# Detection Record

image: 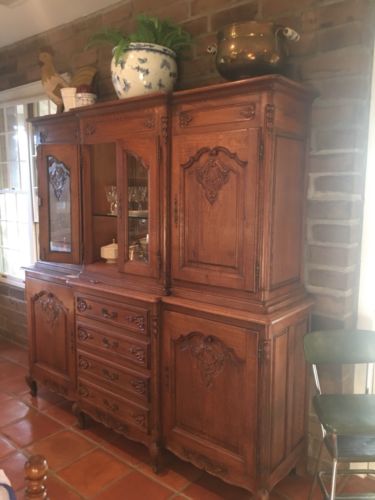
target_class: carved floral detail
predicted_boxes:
[84,123,96,136]
[128,346,146,363]
[43,378,68,396]
[161,115,168,144]
[78,356,90,370]
[126,315,146,332]
[179,111,193,128]
[144,117,155,129]
[47,156,70,200]
[265,104,275,129]
[32,291,65,327]
[130,378,147,394]
[132,413,146,429]
[182,147,247,204]
[177,332,243,388]
[76,297,90,313]
[93,409,129,434]
[182,448,227,475]
[240,103,256,119]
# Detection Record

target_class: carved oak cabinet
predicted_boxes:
[25,76,314,498]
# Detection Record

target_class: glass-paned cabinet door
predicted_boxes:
[117,137,160,278]
[38,144,81,264]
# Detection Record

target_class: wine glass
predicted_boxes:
[104,185,118,215]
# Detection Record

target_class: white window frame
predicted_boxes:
[0,80,45,287]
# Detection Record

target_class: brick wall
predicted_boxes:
[0,0,374,471]
[0,0,373,332]
[0,283,27,346]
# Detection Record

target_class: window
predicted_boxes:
[0,82,56,281]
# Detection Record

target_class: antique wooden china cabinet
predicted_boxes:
[26,75,314,499]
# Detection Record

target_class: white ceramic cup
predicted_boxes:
[60,87,77,111]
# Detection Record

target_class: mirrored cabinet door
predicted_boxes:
[38,144,81,264]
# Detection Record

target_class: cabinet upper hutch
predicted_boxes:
[26,75,314,499]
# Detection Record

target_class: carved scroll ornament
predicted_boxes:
[32,290,66,327]
[182,146,247,204]
[177,331,243,388]
[47,156,70,201]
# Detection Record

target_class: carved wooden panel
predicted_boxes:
[26,277,75,396]
[163,310,258,482]
[172,127,260,291]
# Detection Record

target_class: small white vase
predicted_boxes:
[111,42,177,99]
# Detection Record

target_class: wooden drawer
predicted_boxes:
[76,320,150,369]
[76,294,148,336]
[78,380,150,434]
[173,97,261,132]
[77,350,150,404]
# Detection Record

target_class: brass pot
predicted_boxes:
[209,21,300,80]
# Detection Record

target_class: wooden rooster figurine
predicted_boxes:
[39,51,97,113]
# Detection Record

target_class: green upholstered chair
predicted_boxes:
[304,329,375,500]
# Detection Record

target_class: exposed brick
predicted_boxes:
[181,16,208,38]
[311,223,361,244]
[101,3,133,26]
[191,0,234,16]
[313,174,362,195]
[311,102,367,129]
[317,0,371,29]
[314,128,366,151]
[301,46,372,80]
[309,269,356,291]
[308,245,359,267]
[307,200,362,219]
[211,3,258,32]
[153,1,190,23]
[309,152,365,173]
[311,313,350,331]
[317,21,364,52]
[262,0,315,18]
[288,32,318,57]
[309,76,370,100]
[314,293,355,317]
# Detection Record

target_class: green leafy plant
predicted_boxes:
[87,14,192,63]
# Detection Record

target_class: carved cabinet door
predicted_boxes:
[162,309,259,490]
[26,277,75,398]
[38,143,81,264]
[171,126,260,291]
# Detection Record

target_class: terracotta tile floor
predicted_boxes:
[0,338,374,499]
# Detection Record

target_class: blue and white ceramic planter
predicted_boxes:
[111,42,177,99]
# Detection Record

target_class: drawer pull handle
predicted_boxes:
[102,368,119,381]
[102,337,119,350]
[103,399,119,413]
[102,308,118,320]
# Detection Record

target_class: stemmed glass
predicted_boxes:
[105,185,118,215]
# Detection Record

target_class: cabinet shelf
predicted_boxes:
[93,212,118,218]
[128,210,148,218]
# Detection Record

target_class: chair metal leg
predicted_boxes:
[330,458,338,500]
[309,440,324,500]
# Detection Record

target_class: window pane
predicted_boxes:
[0,110,4,133]
[0,136,6,162]
[7,133,19,161]
[5,106,18,132]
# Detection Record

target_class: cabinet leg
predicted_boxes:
[255,489,269,500]
[72,403,88,430]
[25,375,37,397]
[149,442,162,474]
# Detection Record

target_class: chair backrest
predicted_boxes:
[304,329,375,365]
